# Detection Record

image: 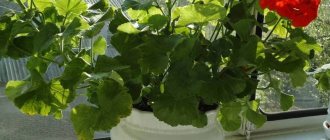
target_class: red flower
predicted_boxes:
[259,0,321,27]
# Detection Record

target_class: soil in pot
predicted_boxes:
[133,97,218,112]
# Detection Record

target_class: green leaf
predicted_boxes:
[209,37,234,65]
[14,89,53,116]
[290,69,307,87]
[33,23,59,52]
[127,7,163,24]
[245,109,266,128]
[7,71,72,117]
[189,0,224,5]
[117,22,141,34]
[170,38,196,61]
[199,81,223,104]
[96,8,115,23]
[140,36,180,74]
[54,0,88,20]
[264,53,305,73]
[42,6,61,25]
[7,36,34,58]
[292,37,322,59]
[71,79,132,139]
[5,81,32,100]
[88,71,125,86]
[263,9,288,38]
[110,32,143,53]
[227,2,249,23]
[11,20,35,37]
[89,0,110,11]
[232,35,263,66]
[26,57,49,73]
[147,14,168,30]
[95,55,129,73]
[122,0,153,10]
[273,21,288,38]
[71,105,99,140]
[199,68,248,104]
[95,79,133,130]
[63,17,90,38]
[165,61,201,98]
[126,8,147,21]
[0,14,13,56]
[82,22,105,38]
[109,10,129,33]
[152,95,207,127]
[232,19,255,41]
[173,3,226,26]
[34,0,53,12]
[280,93,294,111]
[218,102,242,131]
[93,36,107,55]
[264,11,279,26]
[0,29,10,55]
[50,80,73,108]
[60,58,89,89]
[140,47,169,74]
[315,71,330,91]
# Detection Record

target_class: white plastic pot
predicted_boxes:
[324,108,330,139]
[323,121,330,139]
[110,108,224,140]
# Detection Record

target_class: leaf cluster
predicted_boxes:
[0,0,325,139]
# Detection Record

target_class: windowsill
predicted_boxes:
[252,128,325,140]
[227,128,325,140]
[226,115,327,140]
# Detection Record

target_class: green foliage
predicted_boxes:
[173,3,226,26]
[71,79,132,139]
[218,102,242,131]
[0,0,325,139]
[54,0,87,21]
[93,36,107,55]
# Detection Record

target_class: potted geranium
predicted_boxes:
[0,0,323,140]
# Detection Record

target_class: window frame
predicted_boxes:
[254,12,328,122]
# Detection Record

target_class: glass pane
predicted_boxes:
[257,1,330,113]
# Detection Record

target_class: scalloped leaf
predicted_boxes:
[71,79,132,140]
[173,3,226,26]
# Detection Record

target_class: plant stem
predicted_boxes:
[79,37,82,53]
[171,0,178,8]
[38,56,61,65]
[210,21,220,41]
[90,37,94,66]
[29,0,33,10]
[16,0,27,13]
[31,0,37,10]
[77,85,90,89]
[62,13,68,27]
[264,18,282,42]
[61,37,64,53]
[165,0,173,34]
[213,24,223,41]
[153,0,165,16]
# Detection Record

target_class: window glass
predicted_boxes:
[257,1,330,113]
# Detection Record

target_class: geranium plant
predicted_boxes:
[0,0,323,139]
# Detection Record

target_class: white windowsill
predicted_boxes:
[226,115,327,140]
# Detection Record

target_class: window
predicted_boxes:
[256,0,330,119]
